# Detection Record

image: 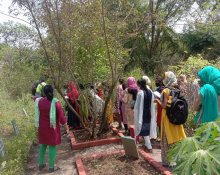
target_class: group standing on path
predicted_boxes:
[32,65,220,172]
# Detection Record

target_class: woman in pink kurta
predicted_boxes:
[36,85,69,172]
[38,97,67,145]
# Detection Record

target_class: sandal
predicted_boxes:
[49,167,61,173]
[39,164,46,171]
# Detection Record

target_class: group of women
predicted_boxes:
[34,65,220,171]
[116,66,220,166]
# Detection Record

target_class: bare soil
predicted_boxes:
[74,128,118,143]
[84,154,161,175]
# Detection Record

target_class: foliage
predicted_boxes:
[0,45,44,97]
[183,31,217,55]
[0,21,37,49]
[182,1,220,61]
[169,55,210,81]
[168,120,220,175]
[0,88,36,175]
[123,0,196,73]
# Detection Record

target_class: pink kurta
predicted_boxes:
[38,98,67,145]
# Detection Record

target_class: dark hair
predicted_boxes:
[40,77,45,83]
[79,83,85,90]
[122,83,127,90]
[119,78,124,84]
[155,76,164,87]
[127,88,138,101]
[138,78,147,90]
[43,85,54,101]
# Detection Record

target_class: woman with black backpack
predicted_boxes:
[154,71,186,167]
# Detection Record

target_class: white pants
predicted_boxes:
[144,136,152,149]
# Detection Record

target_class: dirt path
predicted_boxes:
[25,135,124,175]
[25,134,162,175]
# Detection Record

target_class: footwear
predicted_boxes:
[144,147,153,153]
[49,167,61,173]
[39,164,46,171]
[146,149,153,153]
[162,164,169,168]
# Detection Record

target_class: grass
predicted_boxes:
[0,88,36,175]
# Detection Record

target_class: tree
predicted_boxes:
[0,22,44,97]
[123,0,196,73]
[11,0,128,136]
[181,1,220,60]
[0,21,37,49]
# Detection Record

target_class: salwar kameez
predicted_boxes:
[37,98,67,169]
[134,89,157,149]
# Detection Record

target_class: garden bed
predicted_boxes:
[76,150,172,175]
[70,128,121,150]
[85,154,160,175]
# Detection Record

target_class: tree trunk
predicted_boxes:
[98,79,118,135]
[55,86,92,136]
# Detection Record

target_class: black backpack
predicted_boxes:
[166,88,188,125]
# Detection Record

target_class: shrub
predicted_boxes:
[0,89,36,175]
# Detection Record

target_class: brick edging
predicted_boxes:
[75,149,172,175]
[138,149,172,175]
[70,131,121,150]
[76,150,124,175]
[76,157,86,175]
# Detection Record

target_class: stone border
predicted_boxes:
[75,149,172,175]
[70,131,121,150]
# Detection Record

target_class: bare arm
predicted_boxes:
[154,91,168,109]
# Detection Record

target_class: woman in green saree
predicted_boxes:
[194,66,220,124]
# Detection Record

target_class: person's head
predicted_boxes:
[155,76,163,87]
[142,75,152,89]
[163,71,177,87]
[40,77,45,83]
[137,78,147,90]
[127,77,138,90]
[122,83,127,90]
[178,74,187,85]
[90,85,94,89]
[119,78,124,85]
[79,83,85,90]
[97,82,103,90]
[43,85,54,101]
[198,66,220,86]
[142,76,151,86]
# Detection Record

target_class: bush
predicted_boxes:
[169,54,211,81]
[0,89,36,175]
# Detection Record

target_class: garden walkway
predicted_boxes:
[25,134,162,175]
